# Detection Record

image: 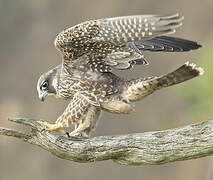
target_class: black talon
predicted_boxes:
[66,132,87,141]
[65,132,70,138]
[78,132,82,137]
[41,128,46,132]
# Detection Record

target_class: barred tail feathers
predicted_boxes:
[122,62,204,102]
[156,61,204,88]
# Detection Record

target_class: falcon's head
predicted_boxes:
[37,65,61,101]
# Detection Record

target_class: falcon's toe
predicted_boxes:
[38,121,66,135]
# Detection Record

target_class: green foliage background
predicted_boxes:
[180,45,213,121]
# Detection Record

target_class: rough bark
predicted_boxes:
[0,118,213,165]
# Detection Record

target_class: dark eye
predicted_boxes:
[41,81,48,90]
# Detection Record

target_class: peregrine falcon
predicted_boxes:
[37,14,203,137]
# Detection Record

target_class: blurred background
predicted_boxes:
[0,0,213,180]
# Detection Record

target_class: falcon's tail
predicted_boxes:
[155,62,204,88]
[122,62,204,102]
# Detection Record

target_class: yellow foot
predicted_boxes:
[38,121,66,135]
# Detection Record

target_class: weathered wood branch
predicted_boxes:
[0,118,213,165]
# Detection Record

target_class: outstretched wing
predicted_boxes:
[56,93,90,127]
[54,14,183,71]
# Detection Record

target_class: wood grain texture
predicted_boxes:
[1,117,213,165]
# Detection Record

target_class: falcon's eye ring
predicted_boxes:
[41,81,48,90]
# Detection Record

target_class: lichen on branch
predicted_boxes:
[0,118,213,165]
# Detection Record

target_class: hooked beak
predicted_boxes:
[39,91,47,102]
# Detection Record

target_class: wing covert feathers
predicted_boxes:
[54,14,186,71]
[54,14,202,72]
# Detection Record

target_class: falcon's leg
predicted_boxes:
[68,106,101,138]
[38,121,67,135]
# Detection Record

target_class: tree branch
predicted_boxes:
[1,118,213,165]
